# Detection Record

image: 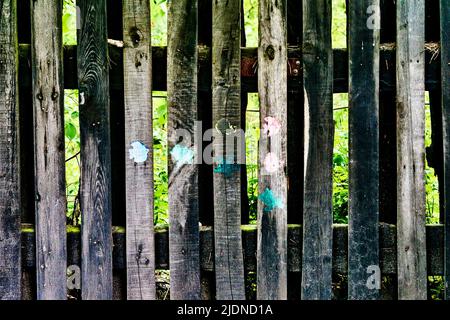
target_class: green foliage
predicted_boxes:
[153,93,169,227]
[243,0,258,47]
[332,0,347,48]
[63,0,77,45]
[428,276,445,300]
[246,94,260,222]
[151,0,168,46]
[64,90,80,224]
[333,95,349,223]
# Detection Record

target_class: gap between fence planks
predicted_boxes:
[212,0,246,300]
[440,0,450,301]
[123,0,155,300]
[0,0,21,301]
[302,0,334,300]
[257,0,288,300]
[348,0,381,300]
[30,0,67,300]
[167,0,201,300]
[77,0,113,300]
[396,0,428,300]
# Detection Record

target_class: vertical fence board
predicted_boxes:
[442,0,450,300]
[348,0,381,300]
[30,0,67,300]
[77,0,113,300]
[122,0,155,300]
[167,0,201,300]
[212,0,245,300]
[396,0,427,300]
[257,0,288,300]
[0,0,21,300]
[301,0,333,300]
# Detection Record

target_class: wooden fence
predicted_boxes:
[0,0,448,300]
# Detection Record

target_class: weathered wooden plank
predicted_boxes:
[211,0,245,300]
[440,0,450,300]
[30,0,67,300]
[122,0,155,300]
[77,0,113,300]
[396,0,428,300]
[301,0,333,300]
[348,0,381,300]
[0,0,21,300]
[257,0,288,300]
[167,0,201,300]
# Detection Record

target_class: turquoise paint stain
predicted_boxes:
[129,141,149,163]
[259,188,284,212]
[170,144,194,168]
[213,156,240,177]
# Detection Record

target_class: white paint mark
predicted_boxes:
[129,141,150,163]
[80,92,85,105]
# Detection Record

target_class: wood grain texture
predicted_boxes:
[441,0,450,300]
[257,0,288,300]
[123,0,155,300]
[167,0,201,300]
[30,0,67,300]
[77,0,113,300]
[301,0,333,300]
[212,0,245,300]
[396,0,428,300]
[0,0,21,300]
[348,0,381,300]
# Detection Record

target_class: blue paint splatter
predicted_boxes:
[170,144,194,168]
[129,141,149,163]
[259,188,284,212]
[213,156,240,177]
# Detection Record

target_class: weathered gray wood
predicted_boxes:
[30,0,67,300]
[301,0,333,300]
[0,0,21,300]
[396,0,428,300]
[257,0,288,300]
[167,0,201,300]
[348,0,381,300]
[122,0,155,300]
[441,0,450,300]
[77,0,113,300]
[212,0,245,300]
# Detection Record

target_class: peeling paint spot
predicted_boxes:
[80,92,85,105]
[263,152,283,174]
[259,188,284,212]
[129,141,149,163]
[263,116,281,137]
[170,144,194,168]
[213,156,240,177]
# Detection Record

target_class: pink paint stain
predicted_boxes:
[264,152,283,174]
[263,116,281,137]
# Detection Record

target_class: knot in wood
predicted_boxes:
[265,45,275,60]
[129,27,143,48]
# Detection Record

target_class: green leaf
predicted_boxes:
[65,122,77,140]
